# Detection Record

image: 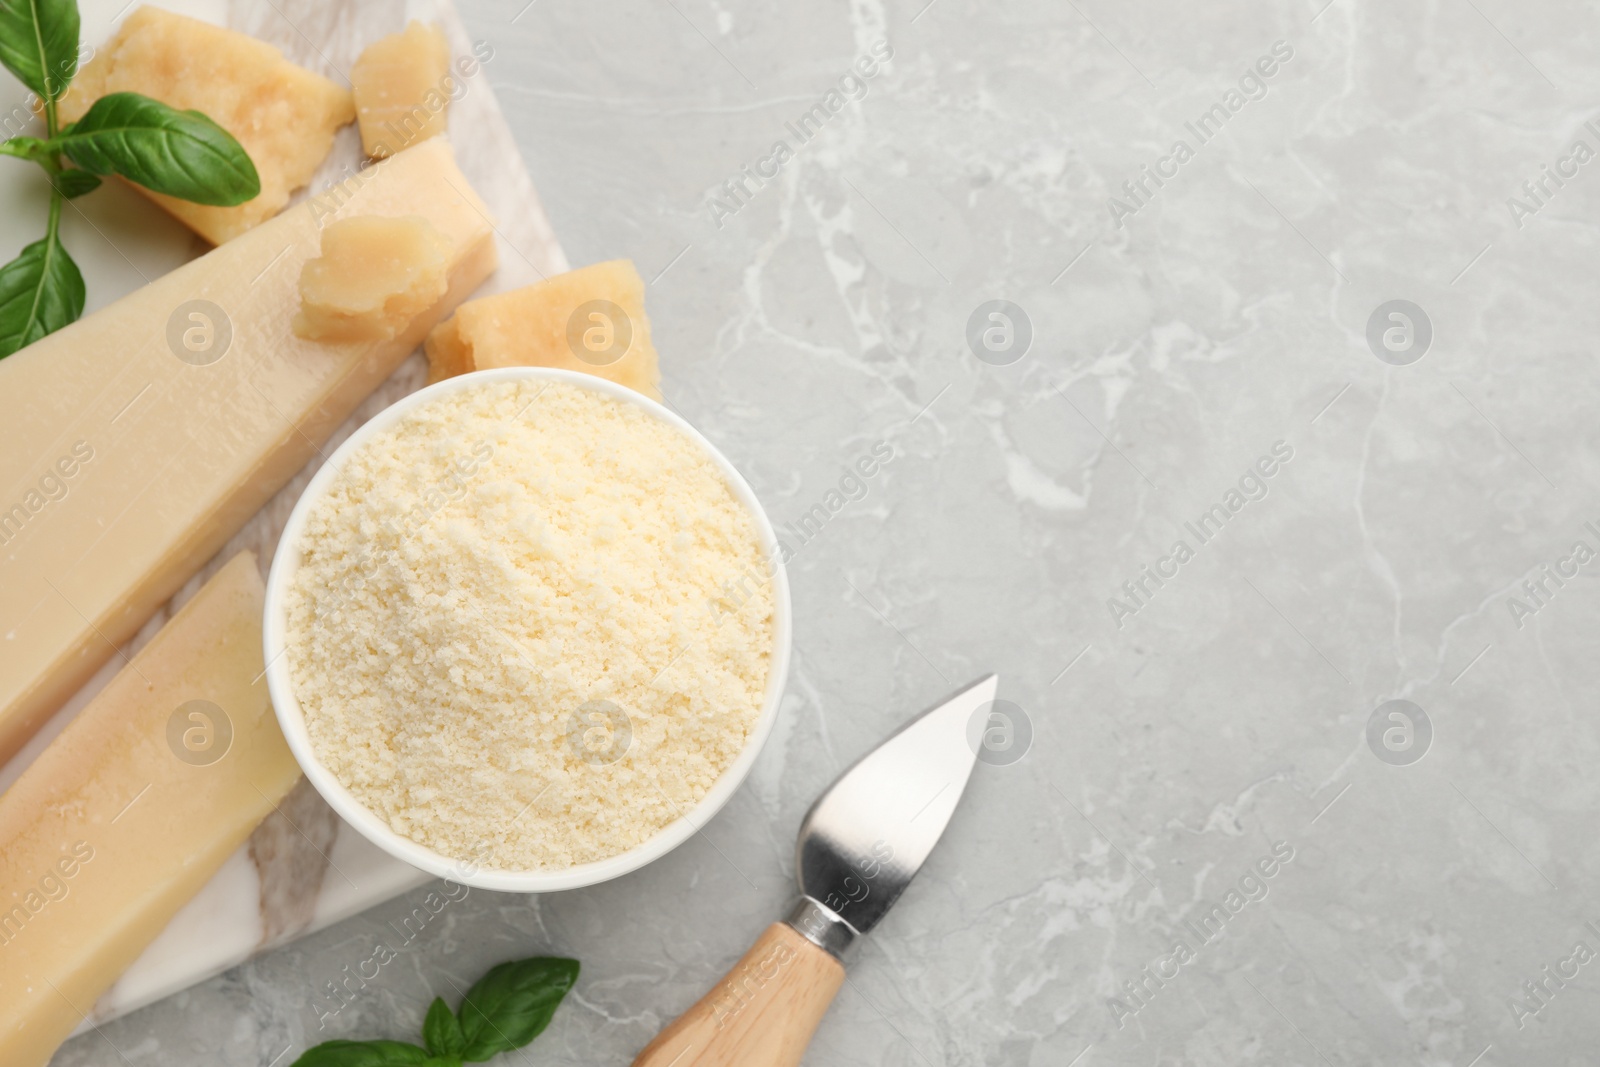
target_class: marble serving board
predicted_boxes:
[0,0,567,1032]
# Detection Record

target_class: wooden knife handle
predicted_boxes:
[631,922,845,1067]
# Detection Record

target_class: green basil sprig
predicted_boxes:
[0,0,260,359]
[291,957,580,1067]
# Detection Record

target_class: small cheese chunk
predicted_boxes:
[425,259,663,400]
[0,553,302,1067]
[294,215,453,343]
[351,21,452,159]
[0,140,497,766]
[58,6,355,244]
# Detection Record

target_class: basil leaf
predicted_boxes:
[55,92,259,206]
[289,1039,434,1067]
[51,168,99,198]
[0,0,80,104]
[457,957,579,1062]
[422,998,466,1059]
[0,230,83,357]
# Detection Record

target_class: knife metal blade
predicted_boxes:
[786,674,997,957]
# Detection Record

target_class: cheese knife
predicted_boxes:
[632,673,999,1067]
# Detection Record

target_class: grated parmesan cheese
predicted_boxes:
[283,380,773,870]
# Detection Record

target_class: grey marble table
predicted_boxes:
[56,1,1600,1065]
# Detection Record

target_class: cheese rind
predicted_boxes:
[0,552,302,1067]
[351,21,452,159]
[0,139,497,766]
[294,215,453,342]
[58,6,355,244]
[424,259,663,399]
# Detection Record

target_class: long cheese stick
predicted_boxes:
[0,552,302,1067]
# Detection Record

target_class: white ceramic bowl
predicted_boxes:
[263,367,791,893]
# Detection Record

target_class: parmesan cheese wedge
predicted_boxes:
[0,552,301,1067]
[58,6,355,244]
[425,259,663,399]
[0,138,497,766]
[351,21,452,159]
